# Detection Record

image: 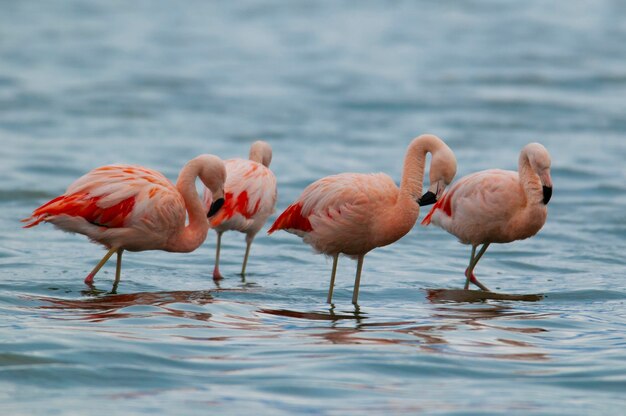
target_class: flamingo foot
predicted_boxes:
[464,268,472,290]
[84,273,95,285]
[464,269,490,291]
[212,268,224,280]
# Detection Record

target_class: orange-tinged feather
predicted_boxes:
[23,192,136,228]
[243,164,259,178]
[268,203,312,234]
[421,190,454,225]
[210,191,261,227]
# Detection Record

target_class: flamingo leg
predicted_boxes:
[466,243,491,291]
[327,253,339,304]
[241,236,253,276]
[464,246,477,289]
[213,231,224,280]
[351,254,365,305]
[84,247,117,285]
[111,248,124,293]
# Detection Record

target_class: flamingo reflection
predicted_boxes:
[259,303,550,361]
[32,290,216,322]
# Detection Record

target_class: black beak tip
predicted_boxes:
[543,186,552,204]
[207,197,225,217]
[418,191,437,207]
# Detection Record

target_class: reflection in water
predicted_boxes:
[28,288,551,362]
[31,290,217,322]
[211,274,260,291]
[260,303,551,361]
[427,304,551,361]
[426,289,543,303]
[260,306,365,322]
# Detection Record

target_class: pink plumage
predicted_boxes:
[269,134,458,304]
[204,141,277,279]
[422,143,553,291]
[23,156,226,290]
[270,173,404,255]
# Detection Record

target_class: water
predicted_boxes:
[1,1,625,414]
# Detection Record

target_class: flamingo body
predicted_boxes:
[205,141,277,278]
[269,172,412,257]
[422,143,553,290]
[269,134,457,304]
[423,169,548,245]
[207,158,276,236]
[24,166,186,252]
[24,155,226,289]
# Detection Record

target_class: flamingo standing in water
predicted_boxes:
[23,155,227,290]
[204,141,277,279]
[421,143,553,291]
[268,134,457,304]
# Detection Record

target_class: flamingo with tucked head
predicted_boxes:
[23,155,226,290]
[421,142,553,291]
[268,134,457,304]
[204,141,277,279]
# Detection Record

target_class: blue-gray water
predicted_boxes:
[1,1,625,414]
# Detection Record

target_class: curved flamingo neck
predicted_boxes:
[249,141,272,167]
[370,137,442,248]
[169,159,210,252]
[518,149,543,205]
[249,150,264,164]
[399,135,442,200]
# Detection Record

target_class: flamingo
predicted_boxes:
[421,142,553,291]
[268,134,457,304]
[22,155,227,290]
[204,141,277,279]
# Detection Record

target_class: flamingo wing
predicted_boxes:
[207,159,277,228]
[269,172,396,235]
[23,165,179,229]
[422,169,520,226]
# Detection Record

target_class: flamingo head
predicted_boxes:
[197,155,226,217]
[418,143,457,206]
[249,140,273,167]
[525,143,553,204]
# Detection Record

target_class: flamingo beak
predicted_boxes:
[418,191,437,206]
[542,186,552,204]
[207,198,225,217]
[419,179,447,206]
[540,170,552,204]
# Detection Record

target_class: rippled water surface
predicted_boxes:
[1,1,625,414]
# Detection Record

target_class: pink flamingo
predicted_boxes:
[268,134,457,304]
[22,155,226,290]
[204,141,277,279]
[421,143,553,291]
